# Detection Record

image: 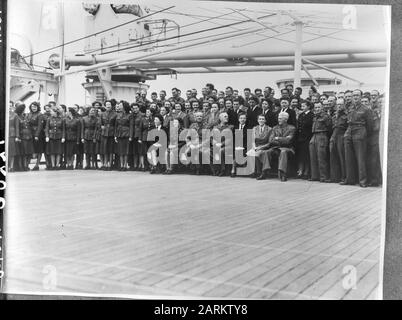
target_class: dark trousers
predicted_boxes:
[309,133,329,180]
[344,127,368,185]
[296,140,310,177]
[330,131,346,182]
[367,131,382,185]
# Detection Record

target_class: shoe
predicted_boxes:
[256,174,266,180]
[84,166,91,170]
[32,166,39,171]
[230,172,236,178]
[218,171,225,177]
[324,179,332,183]
[359,183,368,188]
[339,181,348,185]
[368,182,379,187]
[249,172,257,178]
[281,175,287,182]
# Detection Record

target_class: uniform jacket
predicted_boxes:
[9,113,20,138]
[18,114,33,140]
[65,117,81,142]
[346,102,373,135]
[132,112,143,139]
[139,116,153,141]
[26,112,44,138]
[296,111,314,142]
[171,111,189,129]
[100,111,117,137]
[371,101,382,133]
[45,116,65,140]
[312,112,332,133]
[81,115,98,140]
[331,111,348,136]
[115,112,133,139]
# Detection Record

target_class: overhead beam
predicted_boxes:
[302,64,319,87]
[302,57,364,85]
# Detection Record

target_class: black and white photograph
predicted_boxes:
[2,0,391,300]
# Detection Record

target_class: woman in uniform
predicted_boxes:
[8,103,20,172]
[81,107,99,169]
[45,107,65,170]
[64,107,81,170]
[114,100,133,171]
[75,105,86,169]
[27,101,44,171]
[138,108,153,171]
[100,100,117,171]
[42,104,52,169]
[16,103,34,171]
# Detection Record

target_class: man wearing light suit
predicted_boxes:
[256,112,296,181]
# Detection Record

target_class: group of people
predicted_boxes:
[7,82,383,187]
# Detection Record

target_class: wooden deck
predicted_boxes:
[3,169,382,299]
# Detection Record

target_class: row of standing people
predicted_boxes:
[7,89,382,187]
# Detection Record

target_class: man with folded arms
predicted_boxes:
[256,112,296,181]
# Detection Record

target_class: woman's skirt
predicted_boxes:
[8,137,20,157]
[46,139,63,155]
[116,137,129,155]
[100,136,115,155]
[84,140,97,154]
[129,138,140,156]
[21,139,34,155]
[33,137,45,154]
[65,140,78,157]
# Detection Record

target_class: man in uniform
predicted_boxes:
[309,102,332,182]
[256,112,296,181]
[171,103,190,129]
[342,89,373,187]
[367,90,382,186]
[169,87,185,105]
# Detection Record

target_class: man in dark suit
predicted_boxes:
[278,98,297,127]
[231,112,250,177]
[261,98,278,128]
[247,96,262,128]
[296,100,314,179]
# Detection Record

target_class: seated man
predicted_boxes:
[256,112,296,181]
[185,111,206,175]
[251,114,272,178]
[209,112,234,176]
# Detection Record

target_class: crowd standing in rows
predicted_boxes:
[8,83,383,187]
